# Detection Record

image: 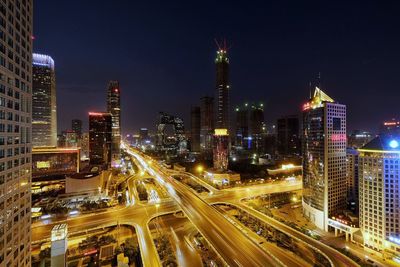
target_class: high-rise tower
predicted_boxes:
[89,112,112,166]
[32,53,57,147]
[72,119,82,138]
[107,80,121,164]
[215,43,230,130]
[359,135,400,256]
[0,1,33,266]
[200,96,214,154]
[302,87,347,231]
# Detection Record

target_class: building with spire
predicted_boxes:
[215,43,230,130]
[107,80,121,165]
[302,87,347,230]
[213,42,230,171]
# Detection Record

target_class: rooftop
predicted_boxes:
[359,135,400,152]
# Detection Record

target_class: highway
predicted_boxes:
[32,145,358,267]
[233,203,359,267]
[127,147,283,266]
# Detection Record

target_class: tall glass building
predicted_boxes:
[359,136,400,258]
[302,87,347,230]
[89,112,112,166]
[0,1,33,266]
[107,80,120,165]
[32,53,57,147]
[200,96,214,154]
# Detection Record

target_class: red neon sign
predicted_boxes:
[331,134,347,141]
[302,102,311,111]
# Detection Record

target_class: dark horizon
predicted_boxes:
[34,1,400,135]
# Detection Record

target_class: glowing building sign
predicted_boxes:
[331,134,347,142]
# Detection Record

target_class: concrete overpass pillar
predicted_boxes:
[334,228,338,237]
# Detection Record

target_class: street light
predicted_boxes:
[196,165,204,174]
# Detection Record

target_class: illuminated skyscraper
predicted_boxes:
[32,53,57,147]
[215,45,230,130]
[200,96,214,154]
[359,136,400,257]
[213,129,229,170]
[0,1,33,266]
[89,112,112,166]
[107,80,121,164]
[302,87,347,230]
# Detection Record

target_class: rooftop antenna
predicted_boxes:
[317,72,321,88]
[214,38,231,51]
[214,38,222,50]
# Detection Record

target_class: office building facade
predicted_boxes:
[235,104,249,148]
[72,119,82,138]
[32,53,57,147]
[190,106,201,152]
[277,115,300,155]
[200,96,214,153]
[302,88,347,230]
[0,1,33,265]
[107,80,121,164]
[346,147,359,214]
[359,136,400,258]
[89,112,112,166]
[213,129,229,171]
[348,130,373,149]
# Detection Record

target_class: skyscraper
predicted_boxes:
[215,45,230,130]
[89,112,112,166]
[235,104,249,148]
[249,103,265,152]
[235,102,265,151]
[0,1,33,266]
[302,87,347,230]
[32,53,57,147]
[359,135,400,256]
[107,80,121,164]
[190,106,201,152]
[200,96,214,154]
[72,119,82,138]
[277,115,300,155]
[346,147,359,214]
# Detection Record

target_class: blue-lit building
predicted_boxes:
[358,135,400,258]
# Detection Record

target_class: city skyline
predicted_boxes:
[34,1,400,134]
[23,2,400,265]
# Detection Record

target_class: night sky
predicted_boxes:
[34,1,400,134]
